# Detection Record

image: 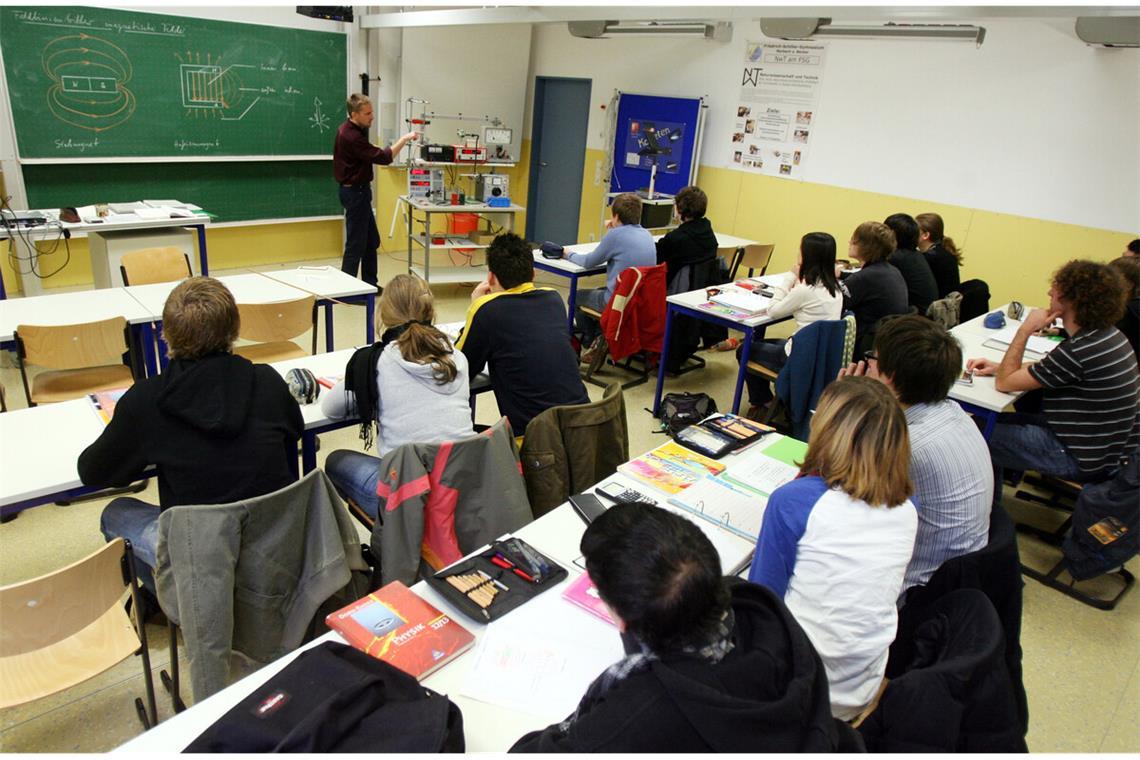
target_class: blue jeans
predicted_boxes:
[100,497,161,594]
[339,183,380,287]
[737,339,789,405]
[325,450,381,521]
[987,412,1081,505]
[574,287,608,345]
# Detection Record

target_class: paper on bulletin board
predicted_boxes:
[730,41,828,180]
[624,118,685,174]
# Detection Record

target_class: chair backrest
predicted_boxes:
[775,318,850,441]
[600,263,667,360]
[521,382,629,517]
[237,297,316,343]
[0,538,148,710]
[957,279,991,323]
[120,246,191,286]
[860,589,1026,752]
[374,416,533,586]
[155,469,367,701]
[736,243,775,278]
[16,316,129,370]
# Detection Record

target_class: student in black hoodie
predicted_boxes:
[511,503,842,753]
[80,277,303,593]
[654,185,718,281]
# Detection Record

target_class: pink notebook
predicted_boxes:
[561,573,616,626]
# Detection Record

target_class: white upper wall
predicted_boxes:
[526,17,1139,232]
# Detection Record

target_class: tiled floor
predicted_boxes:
[1,254,1137,752]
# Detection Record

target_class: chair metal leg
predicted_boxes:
[124,541,158,729]
[160,621,186,713]
[1021,559,1135,611]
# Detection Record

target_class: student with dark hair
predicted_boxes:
[457,232,588,435]
[1108,256,1140,360]
[916,212,963,298]
[968,260,1140,486]
[750,376,917,721]
[736,232,843,419]
[1124,239,1140,257]
[512,503,841,752]
[884,212,938,314]
[322,274,474,520]
[565,192,656,352]
[654,185,718,281]
[80,277,303,593]
[840,221,909,356]
[841,315,993,592]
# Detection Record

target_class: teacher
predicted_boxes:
[334,93,418,289]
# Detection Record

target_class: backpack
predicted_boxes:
[1063,450,1139,581]
[657,392,717,436]
[926,291,963,329]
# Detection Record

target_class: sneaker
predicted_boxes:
[711,337,741,352]
[745,402,772,422]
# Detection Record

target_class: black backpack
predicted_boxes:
[1063,450,1139,580]
[185,642,464,753]
[657,392,718,436]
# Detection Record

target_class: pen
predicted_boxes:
[491,553,535,582]
[477,568,510,592]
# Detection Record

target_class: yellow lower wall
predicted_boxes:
[7,142,1131,308]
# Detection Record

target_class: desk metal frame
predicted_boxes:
[532,257,606,332]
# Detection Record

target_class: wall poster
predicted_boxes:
[730,41,828,179]
[624,118,685,175]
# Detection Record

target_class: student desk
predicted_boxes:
[113,433,787,752]
[948,303,1034,439]
[652,275,791,417]
[254,266,378,347]
[0,287,161,376]
[0,398,153,518]
[533,232,761,334]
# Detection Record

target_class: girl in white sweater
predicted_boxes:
[739,232,843,418]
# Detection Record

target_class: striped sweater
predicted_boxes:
[1028,326,1140,478]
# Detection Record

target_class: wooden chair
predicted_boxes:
[234,296,317,364]
[728,243,776,280]
[119,247,192,286]
[15,317,136,406]
[0,538,158,729]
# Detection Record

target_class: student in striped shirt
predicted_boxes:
[968,260,1140,487]
[840,315,994,593]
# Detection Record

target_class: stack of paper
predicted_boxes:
[709,288,770,315]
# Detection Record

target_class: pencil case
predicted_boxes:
[425,537,567,623]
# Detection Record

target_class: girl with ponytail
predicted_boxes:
[322,273,474,519]
[916,213,964,298]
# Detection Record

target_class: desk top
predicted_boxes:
[125,273,318,317]
[0,287,155,342]
[114,432,787,752]
[256,267,376,300]
[400,196,524,213]
[533,232,762,276]
[667,283,783,328]
[947,303,1034,413]
[0,399,106,507]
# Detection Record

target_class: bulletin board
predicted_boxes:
[609,92,705,196]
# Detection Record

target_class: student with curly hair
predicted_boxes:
[968,260,1140,485]
[750,376,917,721]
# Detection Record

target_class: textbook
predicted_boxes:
[88,388,129,426]
[618,440,727,495]
[561,572,616,627]
[709,288,770,315]
[325,581,475,681]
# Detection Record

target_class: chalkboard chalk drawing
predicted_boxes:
[177,52,261,121]
[308,97,330,133]
[43,34,136,132]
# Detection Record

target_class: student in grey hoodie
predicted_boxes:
[323,274,474,519]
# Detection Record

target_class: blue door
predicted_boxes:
[526,77,591,245]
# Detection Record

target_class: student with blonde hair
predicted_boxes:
[323,273,474,519]
[916,212,964,298]
[749,376,918,721]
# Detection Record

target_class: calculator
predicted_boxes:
[594,482,657,506]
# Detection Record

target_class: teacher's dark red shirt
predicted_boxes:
[333,119,393,185]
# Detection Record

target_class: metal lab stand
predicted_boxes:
[400,196,524,285]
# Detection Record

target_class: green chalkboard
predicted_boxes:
[23,161,341,223]
[0,6,346,158]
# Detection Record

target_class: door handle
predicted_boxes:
[539,161,548,167]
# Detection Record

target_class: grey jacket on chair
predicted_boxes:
[520,383,629,517]
[373,416,533,586]
[155,469,369,701]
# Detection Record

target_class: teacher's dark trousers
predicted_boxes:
[339,182,379,287]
